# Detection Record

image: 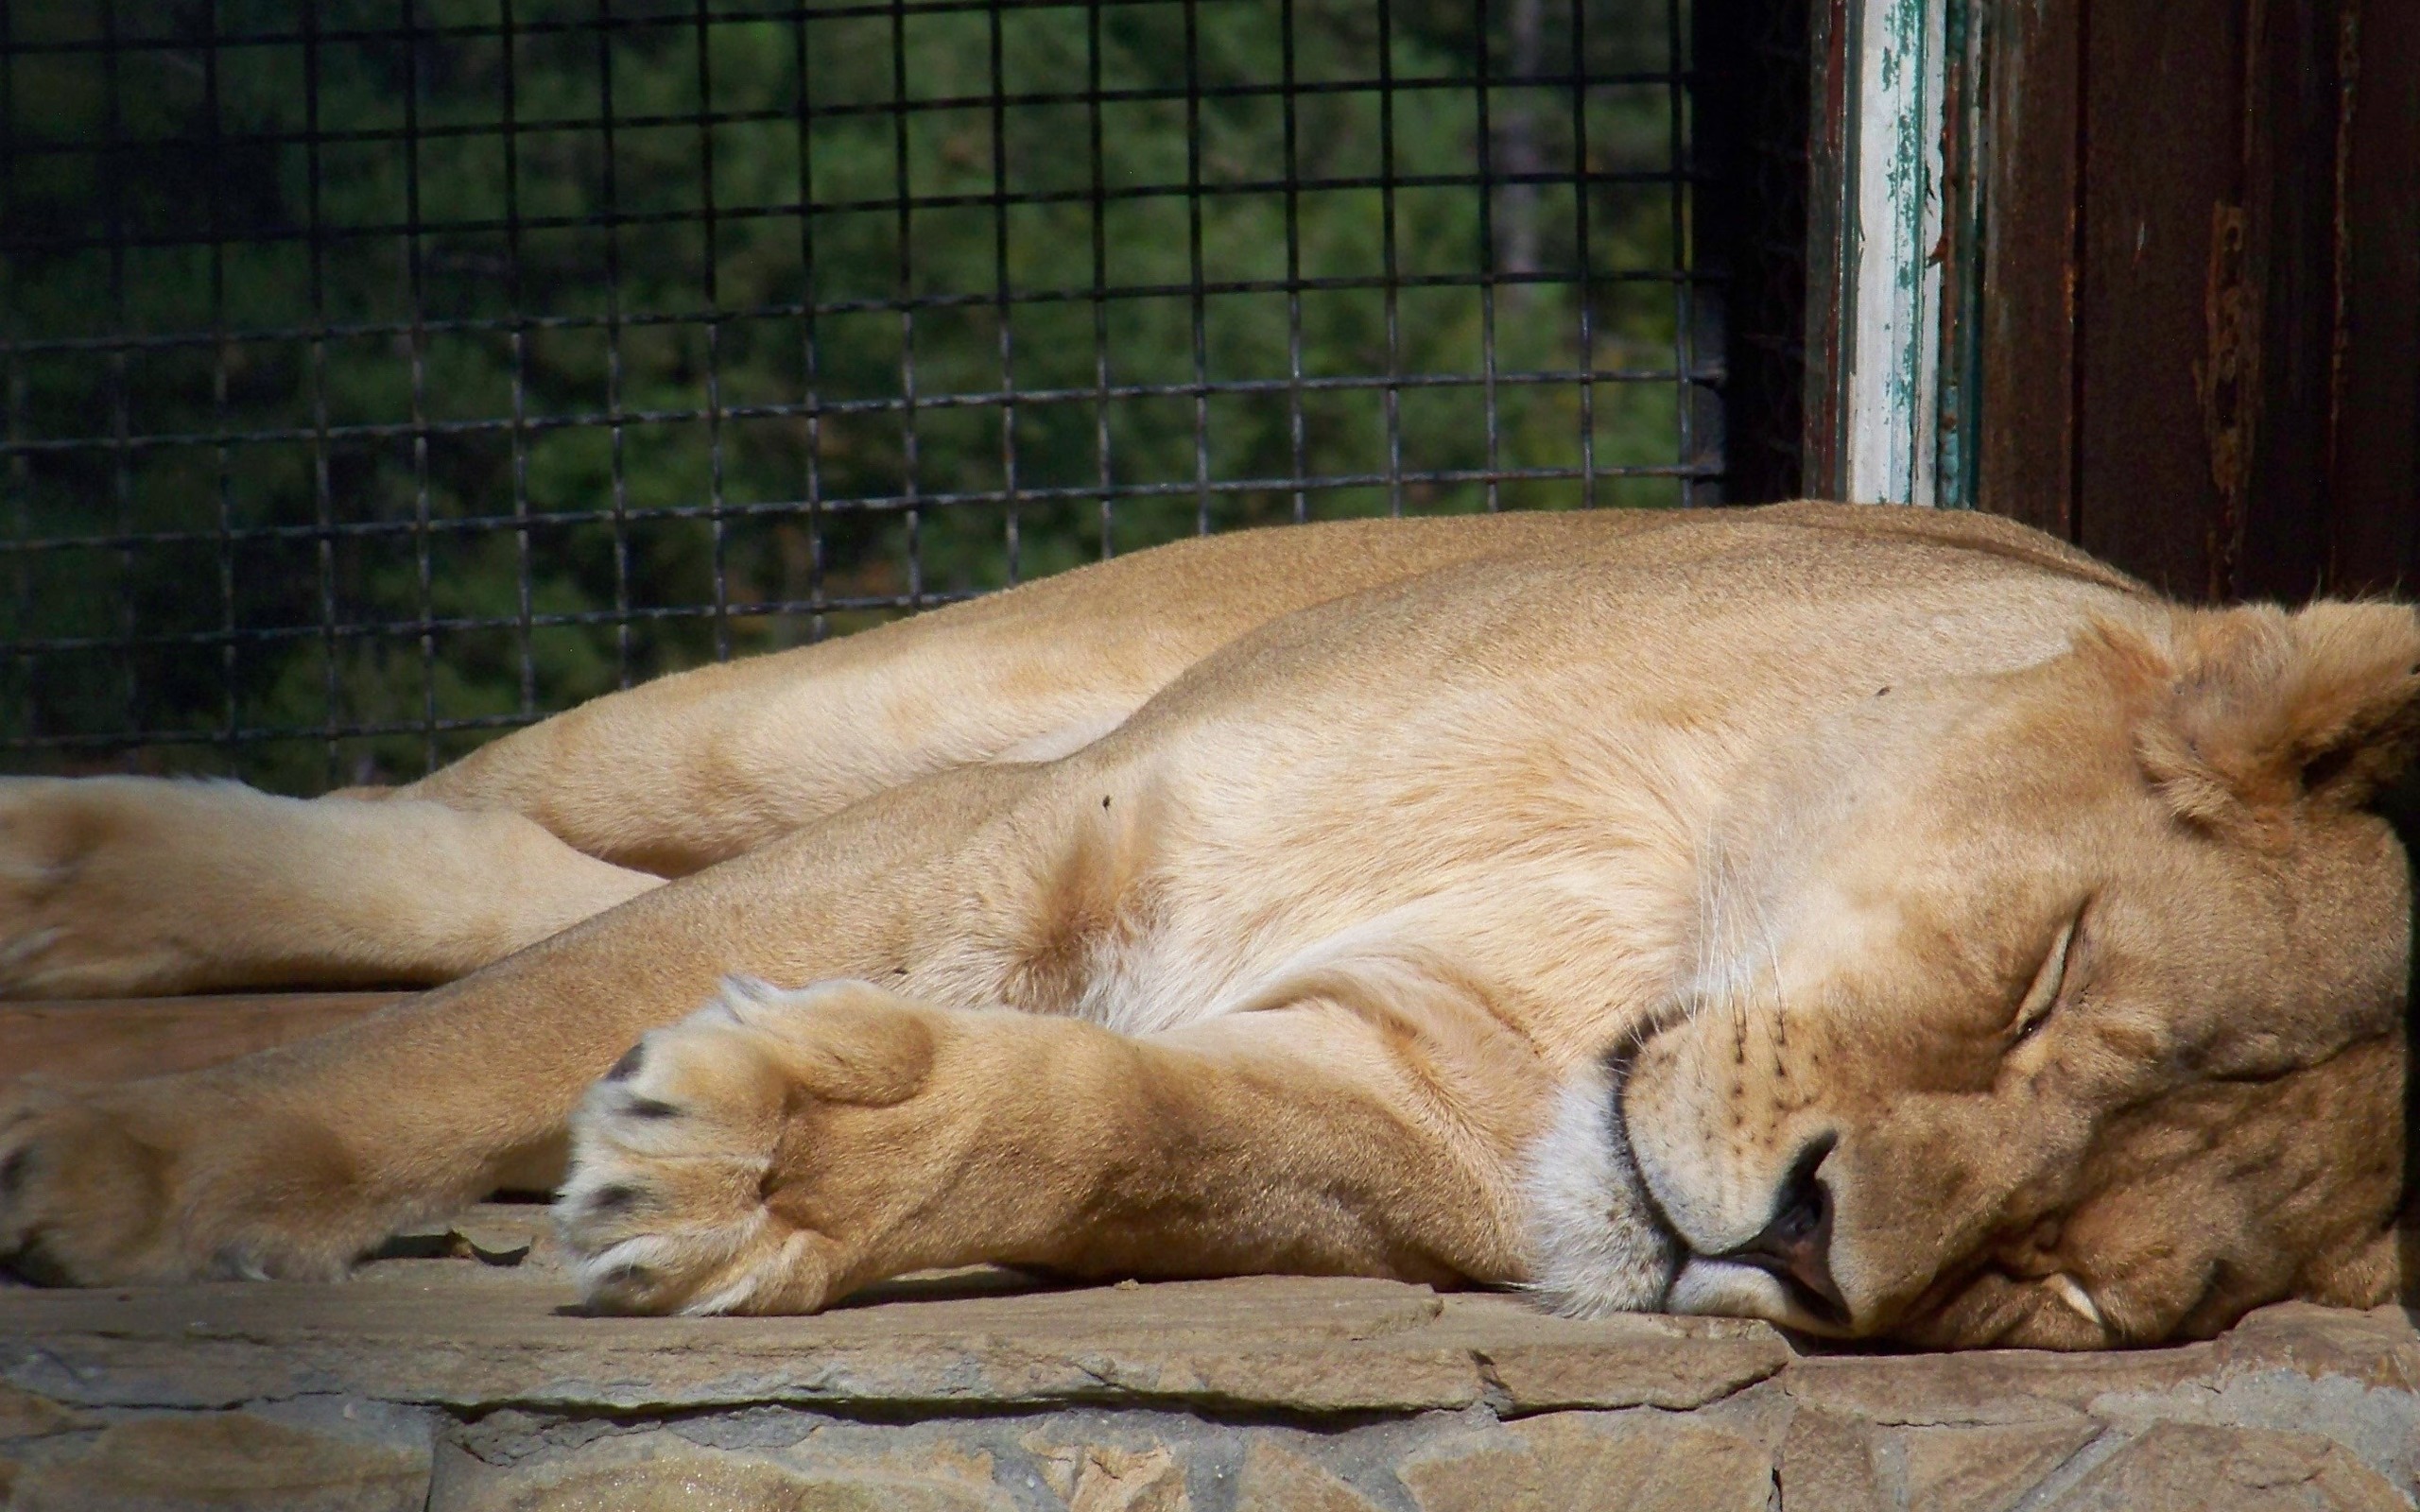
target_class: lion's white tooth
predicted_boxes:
[2047,1272,2102,1330]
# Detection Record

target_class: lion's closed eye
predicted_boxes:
[2010,914,2081,1045]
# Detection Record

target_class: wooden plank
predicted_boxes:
[2075,0,2247,600]
[1977,0,2406,594]
[0,993,403,1083]
[2237,0,2347,602]
[1929,0,1989,508]
[1975,0,2083,537]
[1800,0,1857,496]
[2327,0,2420,594]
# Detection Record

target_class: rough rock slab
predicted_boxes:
[5,1207,2420,1511]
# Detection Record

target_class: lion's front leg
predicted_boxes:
[556,980,1541,1315]
[0,761,1078,1290]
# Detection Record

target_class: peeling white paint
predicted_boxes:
[1843,0,1948,506]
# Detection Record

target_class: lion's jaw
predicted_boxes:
[1527,600,2419,1349]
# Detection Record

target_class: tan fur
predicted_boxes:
[0,503,2411,1349]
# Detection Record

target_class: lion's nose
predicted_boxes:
[1723,1133,1846,1325]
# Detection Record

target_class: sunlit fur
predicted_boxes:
[0,504,2411,1350]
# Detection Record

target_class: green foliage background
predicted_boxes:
[3,0,1697,792]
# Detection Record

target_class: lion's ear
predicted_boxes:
[2119,602,2420,827]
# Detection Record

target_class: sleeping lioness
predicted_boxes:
[0,502,2412,1349]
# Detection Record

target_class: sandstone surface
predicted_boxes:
[5,1205,2418,1510]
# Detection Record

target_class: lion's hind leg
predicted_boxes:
[0,776,660,998]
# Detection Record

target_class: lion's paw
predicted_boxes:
[557,977,930,1315]
[0,1082,186,1284]
[0,777,214,998]
[1,1083,185,1283]
[0,1078,370,1286]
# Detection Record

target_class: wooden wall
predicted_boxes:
[1972,0,2419,602]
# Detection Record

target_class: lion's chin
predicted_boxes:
[1519,1070,1681,1317]
[1666,1257,1857,1336]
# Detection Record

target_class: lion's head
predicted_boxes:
[1533,599,2420,1348]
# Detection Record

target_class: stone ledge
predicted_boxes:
[4,1206,2418,1510]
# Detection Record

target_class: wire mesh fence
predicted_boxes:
[2,0,1794,791]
